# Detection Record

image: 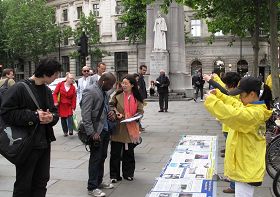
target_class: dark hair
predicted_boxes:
[259,84,272,110]
[34,58,62,77]
[97,62,106,68]
[2,68,14,77]
[222,72,241,88]
[133,73,139,79]
[116,74,143,103]
[139,65,147,70]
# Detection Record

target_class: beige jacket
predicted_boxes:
[110,92,144,143]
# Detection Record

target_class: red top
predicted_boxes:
[53,81,76,117]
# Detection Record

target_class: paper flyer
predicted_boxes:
[120,113,143,123]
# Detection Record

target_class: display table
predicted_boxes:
[146,135,218,197]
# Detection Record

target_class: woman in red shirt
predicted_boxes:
[53,73,76,136]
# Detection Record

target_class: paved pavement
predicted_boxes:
[0,100,275,197]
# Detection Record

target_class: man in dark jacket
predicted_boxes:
[192,70,205,102]
[138,65,147,99]
[138,65,147,131]
[155,69,170,112]
[0,58,61,197]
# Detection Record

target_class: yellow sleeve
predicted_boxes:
[265,75,272,90]
[213,75,226,88]
[204,94,256,133]
[215,89,243,108]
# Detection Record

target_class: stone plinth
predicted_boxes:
[149,51,169,81]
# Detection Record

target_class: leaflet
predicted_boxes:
[120,113,143,123]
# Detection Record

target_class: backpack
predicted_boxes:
[0,79,10,106]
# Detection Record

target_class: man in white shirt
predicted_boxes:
[88,62,106,86]
[77,66,91,104]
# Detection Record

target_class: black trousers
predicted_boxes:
[159,92,168,110]
[88,131,110,190]
[194,86,204,100]
[13,147,51,197]
[110,141,135,179]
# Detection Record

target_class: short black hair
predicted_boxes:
[222,72,241,88]
[139,65,147,70]
[34,58,62,78]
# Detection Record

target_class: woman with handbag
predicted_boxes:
[53,73,76,136]
[109,74,144,183]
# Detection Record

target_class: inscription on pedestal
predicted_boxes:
[150,52,169,76]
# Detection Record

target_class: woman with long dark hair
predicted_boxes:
[109,74,144,183]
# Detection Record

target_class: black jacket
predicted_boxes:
[192,74,205,88]
[138,74,147,99]
[155,75,170,94]
[0,79,59,149]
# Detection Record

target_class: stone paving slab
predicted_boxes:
[0,101,275,197]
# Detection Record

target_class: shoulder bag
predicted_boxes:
[0,82,40,165]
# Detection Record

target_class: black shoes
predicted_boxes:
[158,109,164,112]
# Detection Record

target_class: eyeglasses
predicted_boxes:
[83,70,90,73]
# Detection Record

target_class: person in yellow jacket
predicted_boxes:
[204,76,272,197]
[204,72,241,193]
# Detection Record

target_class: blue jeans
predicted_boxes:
[87,131,110,190]
[61,116,73,134]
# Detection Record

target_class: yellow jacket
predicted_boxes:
[265,74,272,90]
[212,75,240,133]
[204,90,272,183]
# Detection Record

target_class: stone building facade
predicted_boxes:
[46,0,270,91]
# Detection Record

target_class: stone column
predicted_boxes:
[145,1,192,93]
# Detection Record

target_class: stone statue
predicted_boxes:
[153,12,167,51]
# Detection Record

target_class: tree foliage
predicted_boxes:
[3,0,60,64]
[119,0,147,44]
[71,12,101,58]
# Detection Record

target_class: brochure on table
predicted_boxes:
[147,135,218,197]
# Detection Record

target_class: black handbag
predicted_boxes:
[0,82,40,165]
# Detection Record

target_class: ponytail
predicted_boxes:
[259,84,272,109]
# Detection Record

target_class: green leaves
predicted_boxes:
[119,0,147,44]
[2,0,59,63]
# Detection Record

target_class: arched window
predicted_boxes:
[237,60,248,77]
[213,60,225,77]
[191,60,202,75]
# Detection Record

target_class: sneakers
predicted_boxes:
[200,99,204,102]
[88,189,106,197]
[99,182,114,189]
[111,177,122,183]
[193,98,197,102]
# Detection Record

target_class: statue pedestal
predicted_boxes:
[149,51,169,82]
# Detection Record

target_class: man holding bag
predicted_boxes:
[0,58,61,197]
[81,72,116,197]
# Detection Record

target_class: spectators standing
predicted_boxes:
[155,69,170,112]
[88,62,107,86]
[0,58,61,197]
[77,66,90,104]
[0,68,16,87]
[81,73,116,197]
[53,73,76,137]
[109,74,144,183]
[192,70,205,102]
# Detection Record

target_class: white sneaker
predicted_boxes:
[88,189,106,197]
[200,99,204,102]
[99,182,114,189]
